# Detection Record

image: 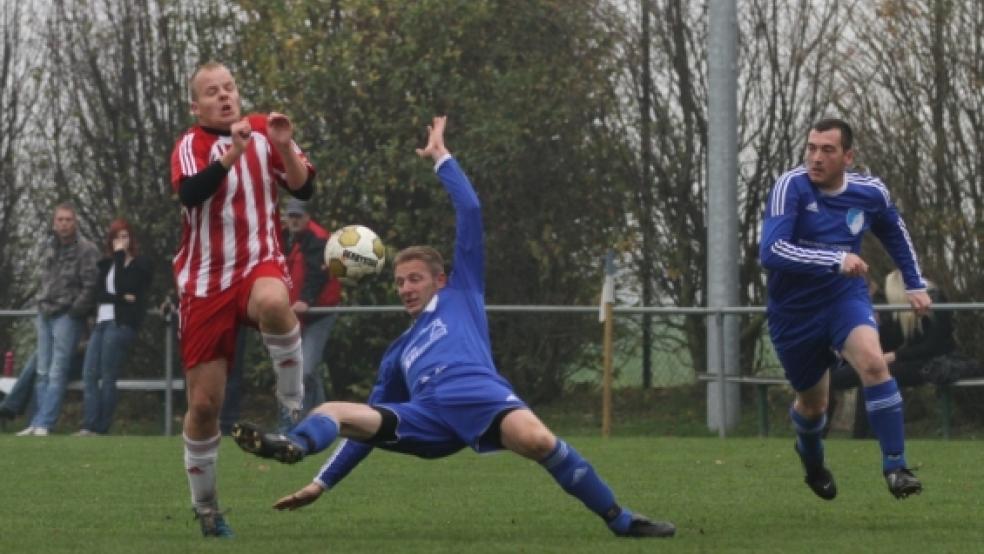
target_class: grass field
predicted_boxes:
[1,435,981,553]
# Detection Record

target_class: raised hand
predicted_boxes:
[415,115,450,161]
[267,112,294,150]
[230,118,252,151]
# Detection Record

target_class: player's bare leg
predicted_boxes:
[500,409,675,538]
[183,359,233,537]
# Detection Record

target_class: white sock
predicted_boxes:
[183,433,221,511]
[263,324,304,412]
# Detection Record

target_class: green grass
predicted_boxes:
[1,435,981,553]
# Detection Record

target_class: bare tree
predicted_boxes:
[0,3,43,349]
[841,0,984,359]
[612,0,848,378]
[25,0,239,375]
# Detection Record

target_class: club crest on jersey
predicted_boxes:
[845,208,865,235]
[402,318,448,370]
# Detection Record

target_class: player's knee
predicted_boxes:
[851,348,888,376]
[254,290,289,317]
[796,401,827,419]
[187,396,221,424]
[513,426,556,460]
[855,363,890,386]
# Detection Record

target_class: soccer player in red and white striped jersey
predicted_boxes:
[169,61,315,538]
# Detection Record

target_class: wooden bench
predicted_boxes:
[696,373,984,438]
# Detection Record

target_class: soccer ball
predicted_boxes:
[324,225,385,285]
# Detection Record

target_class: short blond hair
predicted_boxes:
[393,246,445,277]
[188,61,229,102]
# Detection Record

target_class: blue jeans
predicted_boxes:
[278,314,336,431]
[81,321,137,433]
[0,352,38,415]
[32,313,84,430]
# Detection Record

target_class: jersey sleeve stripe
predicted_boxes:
[179,133,197,176]
[770,168,806,217]
[315,438,350,488]
[895,218,927,288]
[772,240,841,265]
[851,173,891,206]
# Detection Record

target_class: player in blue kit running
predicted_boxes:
[232,116,675,538]
[760,118,929,500]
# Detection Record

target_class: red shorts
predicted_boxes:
[178,261,288,371]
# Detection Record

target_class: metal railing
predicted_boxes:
[1,302,981,437]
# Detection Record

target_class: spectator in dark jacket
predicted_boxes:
[18,202,100,436]
[279,198,342,431]
[76,218,152,435]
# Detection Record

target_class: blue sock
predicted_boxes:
[790,407,826,469]
[287,413,338,454]
[540,439,629,534]
[863,379,906,471]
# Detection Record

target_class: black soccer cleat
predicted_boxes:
[795,443,837,500]
[617,514,676,538]
[884,467,922,499]
[231,421,306,464]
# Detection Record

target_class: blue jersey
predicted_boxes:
[759,167,926,312]
[315,155,498,488]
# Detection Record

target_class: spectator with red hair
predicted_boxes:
[76,218,152,435]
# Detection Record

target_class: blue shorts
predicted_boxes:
[374,369,528,456]
[768,293,877,391]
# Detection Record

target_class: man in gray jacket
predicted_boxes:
[18,202,99,436]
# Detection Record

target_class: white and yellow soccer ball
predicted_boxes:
[324,225,385,285]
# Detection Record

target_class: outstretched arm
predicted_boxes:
[274,349,410,511]
[417,116,484,292]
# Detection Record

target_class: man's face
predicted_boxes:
[394,259,447,318]
[804,128,854,189]
[286,212,309,234]
[190,66,242,130]
[52,208,77,242]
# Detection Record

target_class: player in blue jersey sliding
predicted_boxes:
[232,116,675,539]
[760,118,929,501]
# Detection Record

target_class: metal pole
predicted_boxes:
[706,0,740,432]
[164,312,174,437]
[602,302,614,438]
[716,311,727,438]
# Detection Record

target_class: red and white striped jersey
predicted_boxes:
[170,113,316,298]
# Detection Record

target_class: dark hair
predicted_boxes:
[105,218,138,256]
[54,201,77,215]
[393,246,445,277]
[811,118,854,150]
